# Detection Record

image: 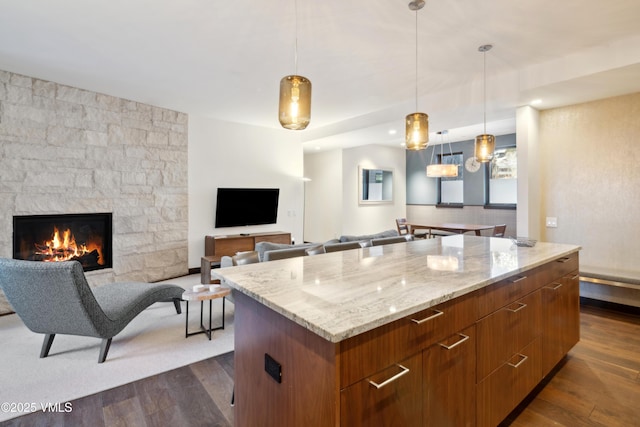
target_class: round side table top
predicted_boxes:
[182,285,231,301]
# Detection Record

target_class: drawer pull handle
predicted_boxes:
[510,275,527,283]
[507,354,528,369]
[545,282,563,291]
[571,274,579,280]
[557,257,571,263]
[505,302,527,313]
[440,333,470,350]
[411,310,444,324]
[368,364,410,389]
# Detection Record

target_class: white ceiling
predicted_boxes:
[1,0,639,152]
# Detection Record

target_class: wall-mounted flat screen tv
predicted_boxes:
[215,188,280,228]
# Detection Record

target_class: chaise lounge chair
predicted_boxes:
[0,258,185,363]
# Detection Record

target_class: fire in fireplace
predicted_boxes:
[13,213,112,272]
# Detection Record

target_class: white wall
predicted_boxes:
[303,149,343,242]
[339,144,406,236]
[516,106,541,240]
[304,144,407,242]
[538,92,640,275]
[188,115,304,268]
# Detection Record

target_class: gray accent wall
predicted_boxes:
[406,134,516,205]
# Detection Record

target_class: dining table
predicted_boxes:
[407,222,496,237]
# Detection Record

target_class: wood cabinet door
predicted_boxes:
[341,353,422,427]
[423,325,476,427]
[541,270,580,375]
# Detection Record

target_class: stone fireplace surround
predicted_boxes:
[0,69,189,315]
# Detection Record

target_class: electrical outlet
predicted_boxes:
[265,353,282,383]
[546,217,558,228]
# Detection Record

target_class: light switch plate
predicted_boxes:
[546,217,558,228]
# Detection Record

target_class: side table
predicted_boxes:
[182,285,231,340]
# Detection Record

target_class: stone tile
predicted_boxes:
[0,69,188,315]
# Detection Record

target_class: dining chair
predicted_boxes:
[492,224,507,237]
[396,218,428,239]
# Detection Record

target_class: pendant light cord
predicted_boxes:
[415,9,418,111]
[294,0,298,75]
[483,49,486,134]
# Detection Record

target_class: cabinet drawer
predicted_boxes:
[340,291,476,387]
[254,233,291,244]
[477,272,538,318]
[477,252,579,318]
[213,237,254,256]
[340,352,422,427]
[477,290,541,381]
[536,252,579,285]
[477,337,542,427]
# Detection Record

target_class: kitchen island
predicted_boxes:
[216,235,581,427]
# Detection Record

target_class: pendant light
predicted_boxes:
[405,0,428,151]
[279,0,311,130]
[426,130,458,177]
[474,44,495,162]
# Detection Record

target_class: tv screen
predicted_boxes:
[215,188,280,228]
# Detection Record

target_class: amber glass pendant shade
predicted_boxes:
[279,75,311,130]
[405,112,429,150]
[474,134,496,162]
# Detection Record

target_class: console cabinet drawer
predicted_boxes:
[340,291,477,387]
[477,290,541,381]
[254,233,291,244]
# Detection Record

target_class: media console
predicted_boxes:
[200,231,291,284]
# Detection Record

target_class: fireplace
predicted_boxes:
[13,213,113,272]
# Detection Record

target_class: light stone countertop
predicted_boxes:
[214,235,581,343]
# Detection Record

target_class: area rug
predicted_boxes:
[0,275,234,422]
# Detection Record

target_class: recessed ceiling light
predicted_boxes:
[315,146,320,150]
[388,129,397,135]
[530,99,542,105]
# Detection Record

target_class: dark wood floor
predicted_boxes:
[3,304,639,427]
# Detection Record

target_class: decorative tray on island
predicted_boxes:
[510,237,537,247]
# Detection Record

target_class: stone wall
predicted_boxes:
[0,69,189,314]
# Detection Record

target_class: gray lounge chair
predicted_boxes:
[0,258,184,363]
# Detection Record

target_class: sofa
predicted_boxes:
[220,229,404,267]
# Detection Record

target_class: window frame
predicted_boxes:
[484,146,517,210]
[435,151,464,208]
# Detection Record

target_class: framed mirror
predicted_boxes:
[359,166,394,205]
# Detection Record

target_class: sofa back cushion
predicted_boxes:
[339,229,398,243]
[263,246,310,261]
